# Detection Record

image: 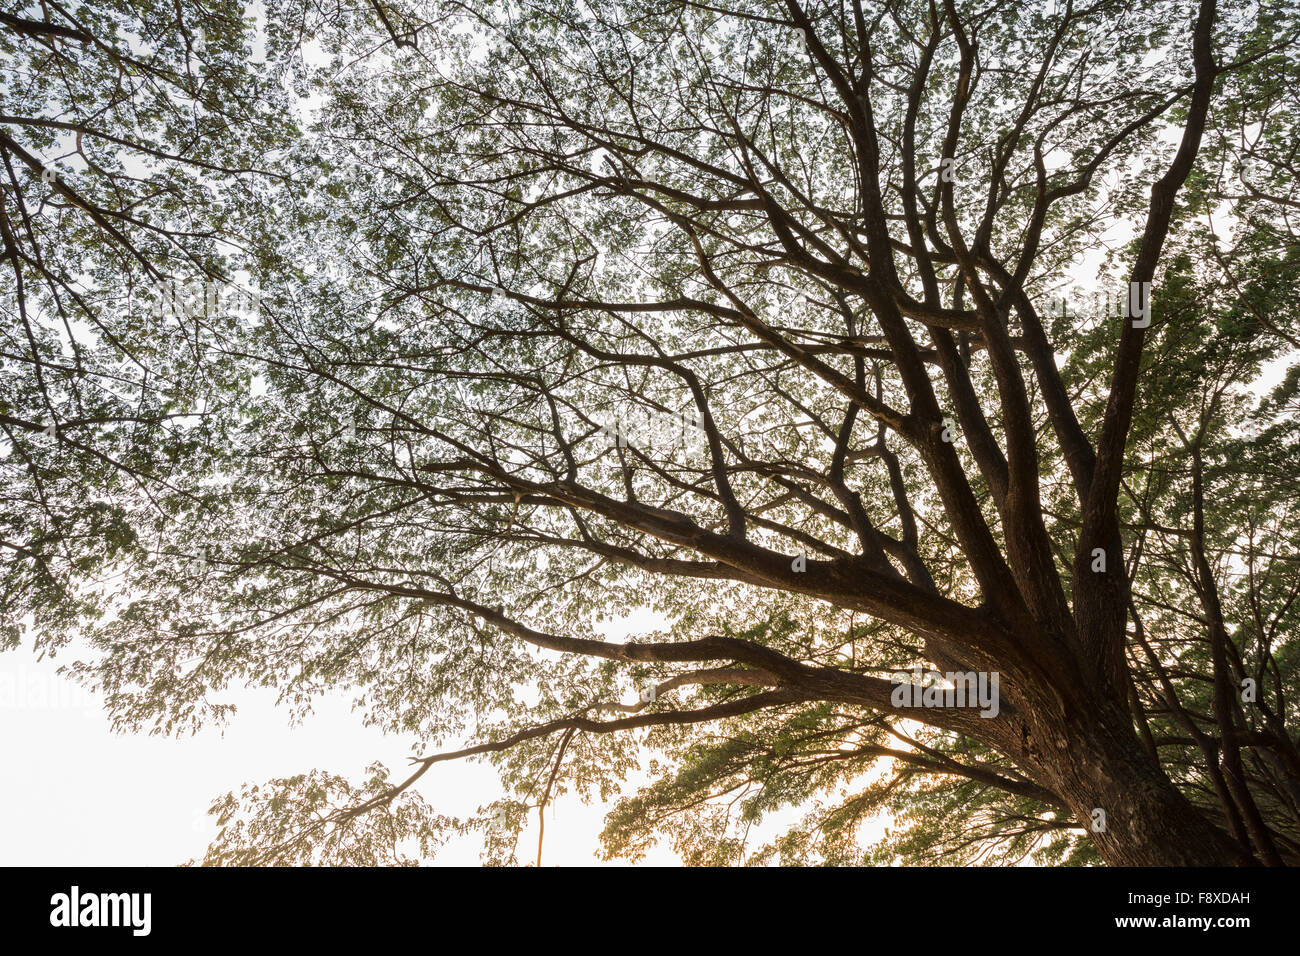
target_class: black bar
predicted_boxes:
[6,865,1292,942]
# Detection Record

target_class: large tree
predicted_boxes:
[3,0,1300,866]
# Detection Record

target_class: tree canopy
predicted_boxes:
[2,0,1299,866]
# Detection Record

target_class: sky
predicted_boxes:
[0,614,686,866]
[1,591,890,865]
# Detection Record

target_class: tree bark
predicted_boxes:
[1039,702,1248,866]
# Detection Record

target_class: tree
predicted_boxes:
[3,0,1299,866]
[0,0,293,635]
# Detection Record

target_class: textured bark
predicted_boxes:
[1038,705,1246,866]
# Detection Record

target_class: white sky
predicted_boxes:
[0,621,684,866]
[1,594,892,865]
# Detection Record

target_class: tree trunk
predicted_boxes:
[1041,703,1248,866]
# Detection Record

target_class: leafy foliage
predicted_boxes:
[3,0,1299,865]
